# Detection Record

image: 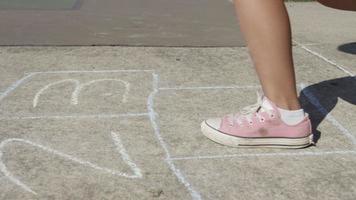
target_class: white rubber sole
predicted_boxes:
[201,121,314,149]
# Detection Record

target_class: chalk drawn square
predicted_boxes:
[0,117,190,199]
[156,89,355,158]
[0,71,152,118]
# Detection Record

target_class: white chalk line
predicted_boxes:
[33,79,79,108]
[168,150,356,161]
[0,113,148,120]
[0,131,142,195]
[0,70,148,104]
[71,79,130,105]
[300,83,356,147]
[110,131,142,178]
[33,79,130,108]
[158,83,305,92]
[0,73,35,102]
[295,43,321,46]
[27,69,154,75]
[294,40,355,77]
[159,85,260,91]
[147,73,202,200]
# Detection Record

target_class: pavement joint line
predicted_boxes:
[0,113,149,120]
[300,83,356,147]
[147,73,202,200]
[167,150,356,161]
[26,69,155,75]
[294,40,355,77]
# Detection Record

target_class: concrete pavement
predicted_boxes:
[0,2,356,200]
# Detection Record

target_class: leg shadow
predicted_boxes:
[299,76,356,144]
[338,42,356,55]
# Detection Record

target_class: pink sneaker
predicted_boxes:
[201,93,314,148]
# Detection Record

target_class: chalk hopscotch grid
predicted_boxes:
[0,70,203,199]
[0,42,354,198]
[0,70,157,195]
[153,79,356,198]
[0,70,203,200]
[0,67,355,199]
[0,70,356,158]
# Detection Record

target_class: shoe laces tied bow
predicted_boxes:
[228,92,273,126]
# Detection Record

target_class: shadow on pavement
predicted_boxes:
[299,76,356,144]
[338,42,356,55]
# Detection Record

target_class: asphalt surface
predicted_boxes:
[0,0,243,46]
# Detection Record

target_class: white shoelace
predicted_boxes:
[229,92,274,126]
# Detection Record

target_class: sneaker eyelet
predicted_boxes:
[259,118,265,122]
[248,121,253,125]
[270,114,275,119]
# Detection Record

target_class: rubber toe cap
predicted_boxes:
[205,118,222,130]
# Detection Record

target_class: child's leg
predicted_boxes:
[234,0,300,110]
[200,0,313,148]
